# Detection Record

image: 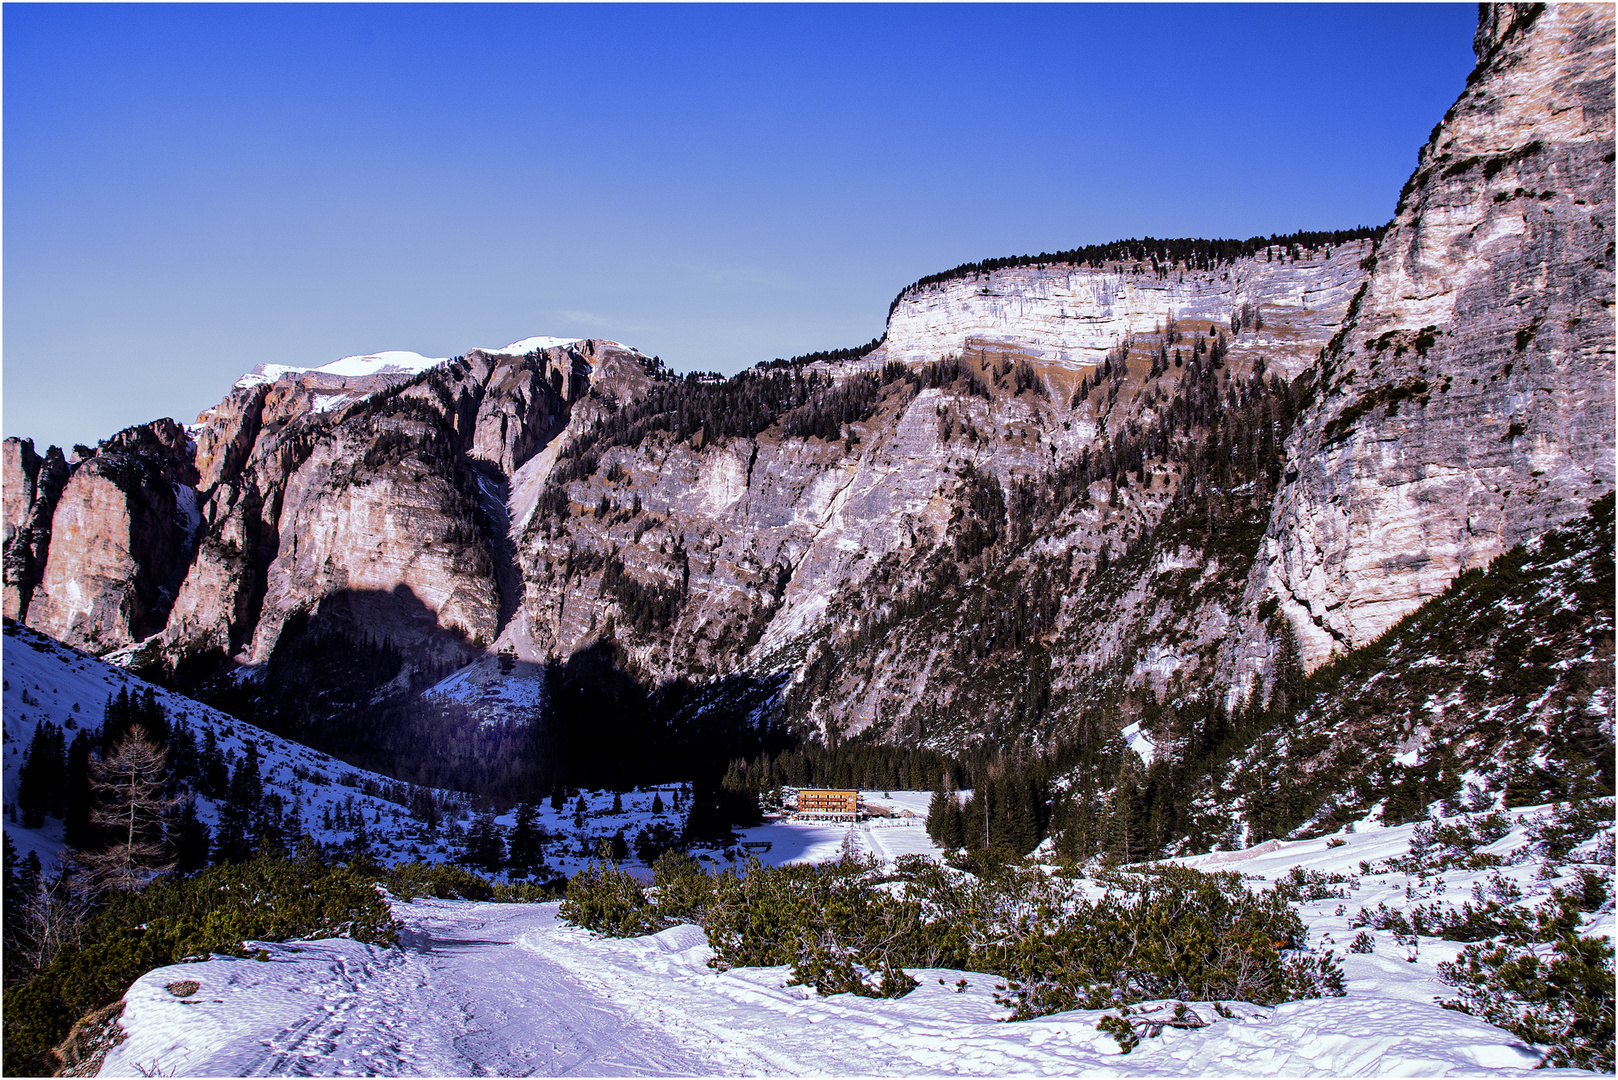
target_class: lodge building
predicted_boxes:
[794,788,863,821]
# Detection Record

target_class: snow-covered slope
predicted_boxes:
[2,621,471,870]
[99,802,1611,1077]
[230,337,590,392]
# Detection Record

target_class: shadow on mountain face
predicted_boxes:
[180,615,799,808]
[534,637,797,794]
[179,585,474,734]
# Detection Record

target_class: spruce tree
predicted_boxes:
[926,785,950,843]
[508,803,544,873]
[17,722,65,829]
[167,800,212,875]
[463,813,505,872]
[1270,617,1306,716]
[63,732,96,850]
[213,748,262,865]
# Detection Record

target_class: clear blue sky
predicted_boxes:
[5,3,1479,453]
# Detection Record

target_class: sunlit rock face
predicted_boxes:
[880,241,1372,379]
[3,437,71,622]
[1232,2,1616,678]
[24,420,199,651]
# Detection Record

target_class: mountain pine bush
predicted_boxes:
[3,853,397,1076]
[559,854,1344,1014]
[1440,930,1614,1070]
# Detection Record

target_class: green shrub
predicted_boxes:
[4,855,396,1076]
[558,859,664,937]
[1440,933,1614,1070]
[382,860,564,903]
[1528,799,1615,862]
[559,855,1344,1014]
[992,864,1341,1019]
[650,850,716,923]
[385,861,496,901]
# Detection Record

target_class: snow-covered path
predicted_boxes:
[100,894,1584,1077]
[100,902,713,1077]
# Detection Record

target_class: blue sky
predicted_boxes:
[5,3,1479,452]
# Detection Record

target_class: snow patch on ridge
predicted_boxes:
[235,350,450,389]
[479,336,583,356]
[1121,720,1156,764]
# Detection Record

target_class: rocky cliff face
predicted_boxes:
[5,7,1610,789]
[1232,1,1615,683]
[880,241,1370,378]
[2,438,71,621]
[22,420,199,649]
[5,341,617,709]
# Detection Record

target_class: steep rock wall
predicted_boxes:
[880,241,1371,378]
[24,420,200,650]
[1235,2,1615,681]
[2,438,71,621]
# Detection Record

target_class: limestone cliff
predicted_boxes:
[22,420,199,649]
[1233,1,1615,686]
[2,438,71,621]
[880,239,1370,379]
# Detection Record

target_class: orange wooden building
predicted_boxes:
[795,788,862,820]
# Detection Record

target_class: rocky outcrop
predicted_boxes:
[25,420,200,650]
[1234,2,1615,679]
[3,438,71,621]
[463,346,581,475]
[24,339,641,711]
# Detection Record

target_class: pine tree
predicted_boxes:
[213,747,263,865]
[926,785,950,843]
[462,813,505,872]
[199,728,227,797]
[1270,616,1306,716]
[17,721,65,828]
[651,791,665,815]
[63,732,96,850]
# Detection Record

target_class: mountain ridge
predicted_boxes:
[2,2,1610,848]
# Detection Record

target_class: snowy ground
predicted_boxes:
[99,800,1610,1077]
[100,896,1583,1078]
[11,627,1609,1075]
[732,789,950,868]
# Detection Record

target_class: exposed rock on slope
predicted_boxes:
[1240,2,1615,675]
[2,438,71,621]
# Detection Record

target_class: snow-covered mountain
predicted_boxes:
[234,350,451,390]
